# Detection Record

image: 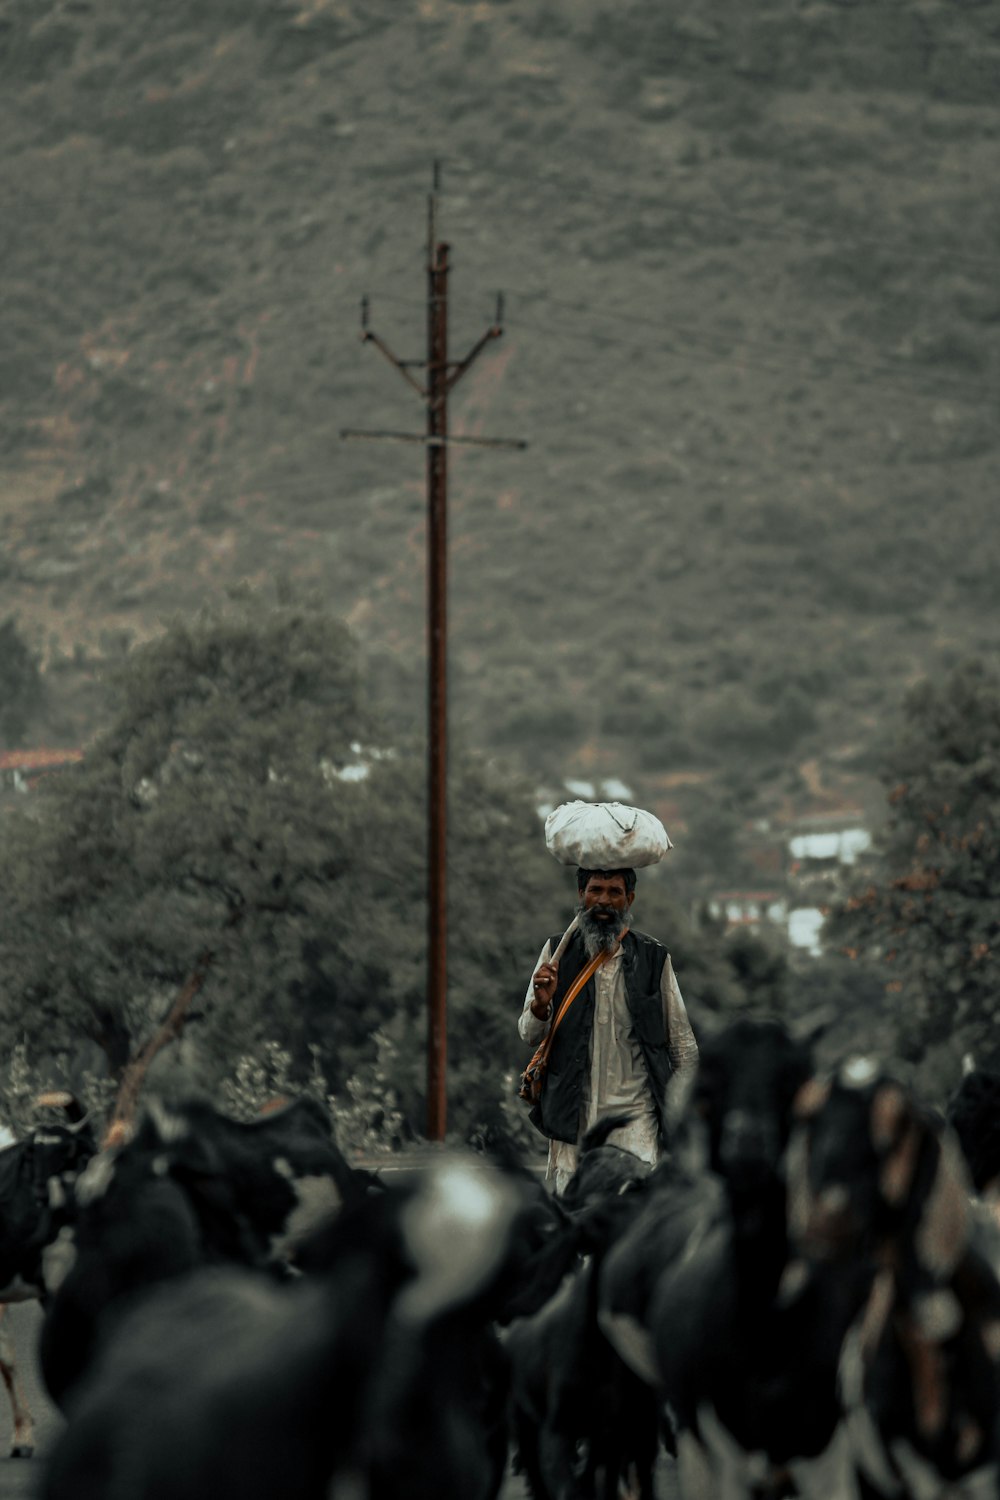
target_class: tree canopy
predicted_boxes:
[0,598,570,1137]
[0,603,365,1087]
[834,658,1000,1081]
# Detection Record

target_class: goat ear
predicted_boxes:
[915,1134,971,1278]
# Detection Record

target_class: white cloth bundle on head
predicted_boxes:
[544,800,672,870]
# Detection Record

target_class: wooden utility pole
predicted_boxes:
[342,164,526,1141]
[425,198,450,1145]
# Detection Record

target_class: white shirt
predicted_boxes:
[519,934,699,1195]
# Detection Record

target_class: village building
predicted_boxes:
[0,748,84,799]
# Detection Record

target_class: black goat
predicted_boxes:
[789,1058,1000,1499]
[41,1154,555,1500]
[505,1117,659,1500]
[40,1093,373,1407]
[598,1015,860,1498]
[946,1064,1000,1197]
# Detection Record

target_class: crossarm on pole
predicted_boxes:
[361,329,427,397]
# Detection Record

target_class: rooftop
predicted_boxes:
[0,748,84,772]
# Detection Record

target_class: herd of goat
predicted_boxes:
[1,1017,1000,1498]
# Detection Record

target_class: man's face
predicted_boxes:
[580,874,635,922]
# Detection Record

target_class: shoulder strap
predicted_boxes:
[534,933,623,1071]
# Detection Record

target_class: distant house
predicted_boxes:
[318,740,395,786]
[600,778,634,803]
[704,888,829,957]
[788,827,872,866]
[706,891,788,930]
[787,907,826,957]
[535,776,638,822]
[786,812,874,905]
[706,807,874,960]
[781,809,874,956]
[0,748,84,794]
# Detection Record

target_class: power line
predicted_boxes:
[364,285,994,406]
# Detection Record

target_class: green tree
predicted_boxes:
[286,736,559,1140]
[0,599,371,1103]
[833,658,1000,1075]
[0,597,559,1140]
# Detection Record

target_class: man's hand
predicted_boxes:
[530,961,558,1019]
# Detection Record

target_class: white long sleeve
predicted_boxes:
[518,939,554,1045]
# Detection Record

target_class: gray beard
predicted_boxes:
[577,903,632,960]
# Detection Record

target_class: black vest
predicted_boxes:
[529,928,673,1145]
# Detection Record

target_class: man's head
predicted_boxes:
[575,868,636,957]
[576,868,637,901]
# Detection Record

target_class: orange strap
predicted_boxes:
[535,932,625,1068]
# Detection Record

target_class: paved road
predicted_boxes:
[0,1302,61,1498]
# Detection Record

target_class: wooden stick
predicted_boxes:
[549,914,580,965]
[102,949,213,1146]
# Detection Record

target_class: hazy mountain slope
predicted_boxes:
[2,0,998,844]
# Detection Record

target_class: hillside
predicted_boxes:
[2,0,999,886]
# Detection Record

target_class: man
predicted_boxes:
[519,867,698,1194]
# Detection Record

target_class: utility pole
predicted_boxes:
[342,164,526,1142]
